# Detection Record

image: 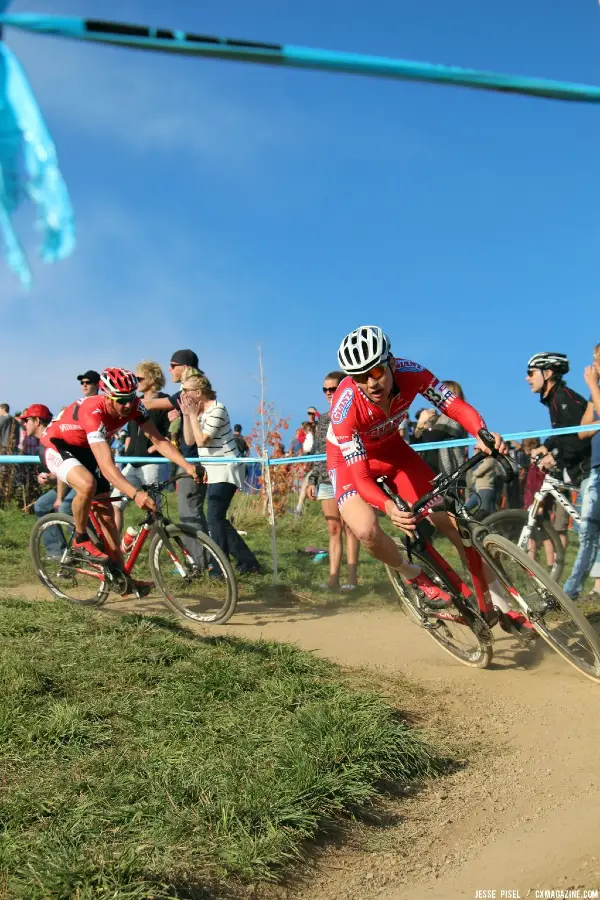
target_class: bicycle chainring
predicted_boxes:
[104,563,129,595]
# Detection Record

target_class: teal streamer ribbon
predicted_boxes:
[0,9,74,286]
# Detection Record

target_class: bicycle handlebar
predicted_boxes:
[381,428,515,519]
[147,464,205,496]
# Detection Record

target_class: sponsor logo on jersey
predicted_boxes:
[367,409,408,438]
[58,423,82,432]
[395,358,424,373]
[331,387,354,424]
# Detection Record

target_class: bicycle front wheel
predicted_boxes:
[386,543,493,669]
[149,524,238,625]
[483,508,565,581]
[482,533,600,682]
[30,513,110,606]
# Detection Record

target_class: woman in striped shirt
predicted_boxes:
[179,373,260,575]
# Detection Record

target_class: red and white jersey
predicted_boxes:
[41,395,148,449]
[326,358,486,511]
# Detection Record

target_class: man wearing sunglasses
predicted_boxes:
[525,352,590,484]
[39,367,200,581]
[77,370,100,398]
[326,326,533,634]
[525,352,591,554]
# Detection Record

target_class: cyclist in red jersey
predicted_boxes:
[327,326,534,636]
[40,367,201,580]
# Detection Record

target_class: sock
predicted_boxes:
[404,563,422,580]
[487,578,510,614]
[75,532,88,543]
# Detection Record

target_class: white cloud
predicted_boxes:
[0,193,265,418]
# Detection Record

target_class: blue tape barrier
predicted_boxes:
[0,455,264,464]
[3,13,600,105]
[2,422,598,466]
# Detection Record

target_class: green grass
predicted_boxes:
[0,598,447,899]
[0,495,404,607]
[1,491,593,607]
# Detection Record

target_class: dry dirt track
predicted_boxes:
[214,599,600,900]
[7,584,600,899]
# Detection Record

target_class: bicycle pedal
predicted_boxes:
[484,609,500,628]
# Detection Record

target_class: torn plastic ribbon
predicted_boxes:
[0,12,74,287]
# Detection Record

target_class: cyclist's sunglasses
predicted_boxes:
[355,363,387,381]
[526,368,536,377]
[108,393,137,405]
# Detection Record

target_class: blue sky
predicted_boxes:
[1,0,599,440]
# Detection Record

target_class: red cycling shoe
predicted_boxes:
[72,538,109,562]
[408,571,452,610]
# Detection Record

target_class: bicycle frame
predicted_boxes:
[420,514,494,619]
[381,429,517,628]
[527,471,581,531]
[87,502,152,575]
[81,478,198,584]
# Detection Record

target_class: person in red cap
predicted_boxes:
[21,405,74,558]
[20,404,53,449]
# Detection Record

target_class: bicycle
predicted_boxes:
[483,456,578,582]
[30,472,238,625]
[384,429,600,681]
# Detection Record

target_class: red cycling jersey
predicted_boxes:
[326,358,486,512]
[41,395,148,450]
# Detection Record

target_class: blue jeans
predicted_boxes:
[465,488,496,517]
[564,467,600,597]
[206,482,259,573]
[34,488,75,557]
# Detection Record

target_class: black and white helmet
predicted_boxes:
[527,352,569,376]
[337,325,392,376]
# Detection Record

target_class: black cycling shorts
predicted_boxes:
[40,440,111,496]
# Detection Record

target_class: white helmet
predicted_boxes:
[527,352,569,376]
[337,325,392,376]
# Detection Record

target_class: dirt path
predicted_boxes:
[8,584,600,898]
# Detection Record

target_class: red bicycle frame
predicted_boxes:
[414,516,494,624]
[77,499,152,581]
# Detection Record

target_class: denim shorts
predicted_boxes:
[317,482,335,501]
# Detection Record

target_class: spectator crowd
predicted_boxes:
[1,340,599,599]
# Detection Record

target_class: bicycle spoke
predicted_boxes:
[483,533,600,681]
[31,515,109,606]
[482,509,564,581]
[386,548,492,669]
[150,527,237,624]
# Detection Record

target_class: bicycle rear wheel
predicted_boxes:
[30,513,109,606]
[482,532,600,682]
[483,508,565,581]
[386,542,493,669]
[149,524,238,625]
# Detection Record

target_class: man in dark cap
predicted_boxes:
[77,370,100,398]
[144,349,207,565]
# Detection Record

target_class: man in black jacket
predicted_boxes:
[526,351,590,548]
